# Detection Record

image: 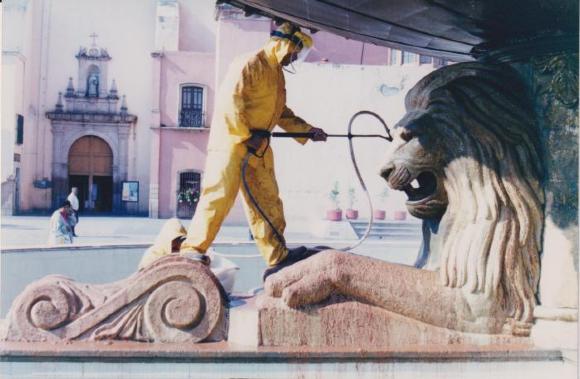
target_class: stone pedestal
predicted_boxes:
[231,294,531,348]
[531,305,578,350]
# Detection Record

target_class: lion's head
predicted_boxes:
[381,62,544,324]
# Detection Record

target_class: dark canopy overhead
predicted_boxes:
[221,0,579,62]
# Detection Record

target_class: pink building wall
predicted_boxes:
[308,31,389,65]
[215,15,271,88]
[154,51,215,218]
[159,52,215,127]
[158,129,208,218]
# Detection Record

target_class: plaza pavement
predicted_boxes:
[1,215,334,249]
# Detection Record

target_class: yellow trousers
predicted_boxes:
[180,147,288,267]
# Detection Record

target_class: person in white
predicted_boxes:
[67,187,80,237]
[47,201,74,245]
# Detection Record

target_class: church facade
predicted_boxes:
[46,41,137,213]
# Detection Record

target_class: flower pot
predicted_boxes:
[393,210,407,221]
[346,209,359,220]
[373,209,386,220]
[326,209,343,221]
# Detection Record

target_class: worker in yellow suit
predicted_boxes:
[180,22,327,275]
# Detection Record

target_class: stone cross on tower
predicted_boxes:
[89,32,98,46]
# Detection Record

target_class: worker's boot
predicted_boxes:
[181,250,211,266]
[262,246,330,282]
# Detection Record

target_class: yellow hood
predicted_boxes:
[264,22,312,65]
[263,36,296,65]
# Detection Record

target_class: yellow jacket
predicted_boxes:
[208,37,313,156]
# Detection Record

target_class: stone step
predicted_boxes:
[349,221,420,228]
[361,233,420,240]
[349,221,422,239]
[351,226,420,234]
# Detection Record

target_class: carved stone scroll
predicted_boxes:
[1,255,226,343]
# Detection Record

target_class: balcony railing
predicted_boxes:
[179,109,205,128]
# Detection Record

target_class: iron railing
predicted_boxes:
[179,109,205,128]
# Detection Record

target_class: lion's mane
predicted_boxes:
[406,63,544,324]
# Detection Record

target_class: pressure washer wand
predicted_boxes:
[239,111,392,260]
[271,132,392,141]
[271,110,393,252]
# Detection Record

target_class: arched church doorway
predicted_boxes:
[68,136,113,212]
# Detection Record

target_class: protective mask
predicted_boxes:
[294,45,311,62]
[282,46,311,75]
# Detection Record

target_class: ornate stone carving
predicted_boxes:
[263,62,544,343]
[513,53,579,312]
[533,54,579,109]
[2,256,226,343]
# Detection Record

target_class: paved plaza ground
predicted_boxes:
[1,214,422,248]
[1,215,319,248]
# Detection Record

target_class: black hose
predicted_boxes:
[338,110,391,251]
[241,151,287,247]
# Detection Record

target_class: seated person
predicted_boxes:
[47,200,74,246]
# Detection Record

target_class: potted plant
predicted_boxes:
[177,188,200,205]
[374,188,388,220]
[346,186,359,220]
[177,188,200,218]
[393,209,407,221]
[326,181,342,221]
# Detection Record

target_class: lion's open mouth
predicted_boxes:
[403,171,437,203]
[383,166,438,204]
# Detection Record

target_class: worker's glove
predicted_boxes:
[310,127,327,142]
[245,134,267,152]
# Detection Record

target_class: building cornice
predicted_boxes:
[46,112,137,124]
[2,51,27,62]
[150,126,210,132]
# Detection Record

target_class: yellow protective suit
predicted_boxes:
[180,25,314,266]
[138,218,186,269]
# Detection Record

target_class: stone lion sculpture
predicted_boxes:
[266,62,544,337]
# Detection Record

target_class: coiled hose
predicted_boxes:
[237,110,392,255]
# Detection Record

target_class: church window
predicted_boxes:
[16,114,24,145]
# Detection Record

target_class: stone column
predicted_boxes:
[149,128,161,219]
[50,124,68,208]
[148,52,162,218]
[112,165,121,214]
[117,126,130,214]
[511,52,578,349]
[513,54,579,310]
